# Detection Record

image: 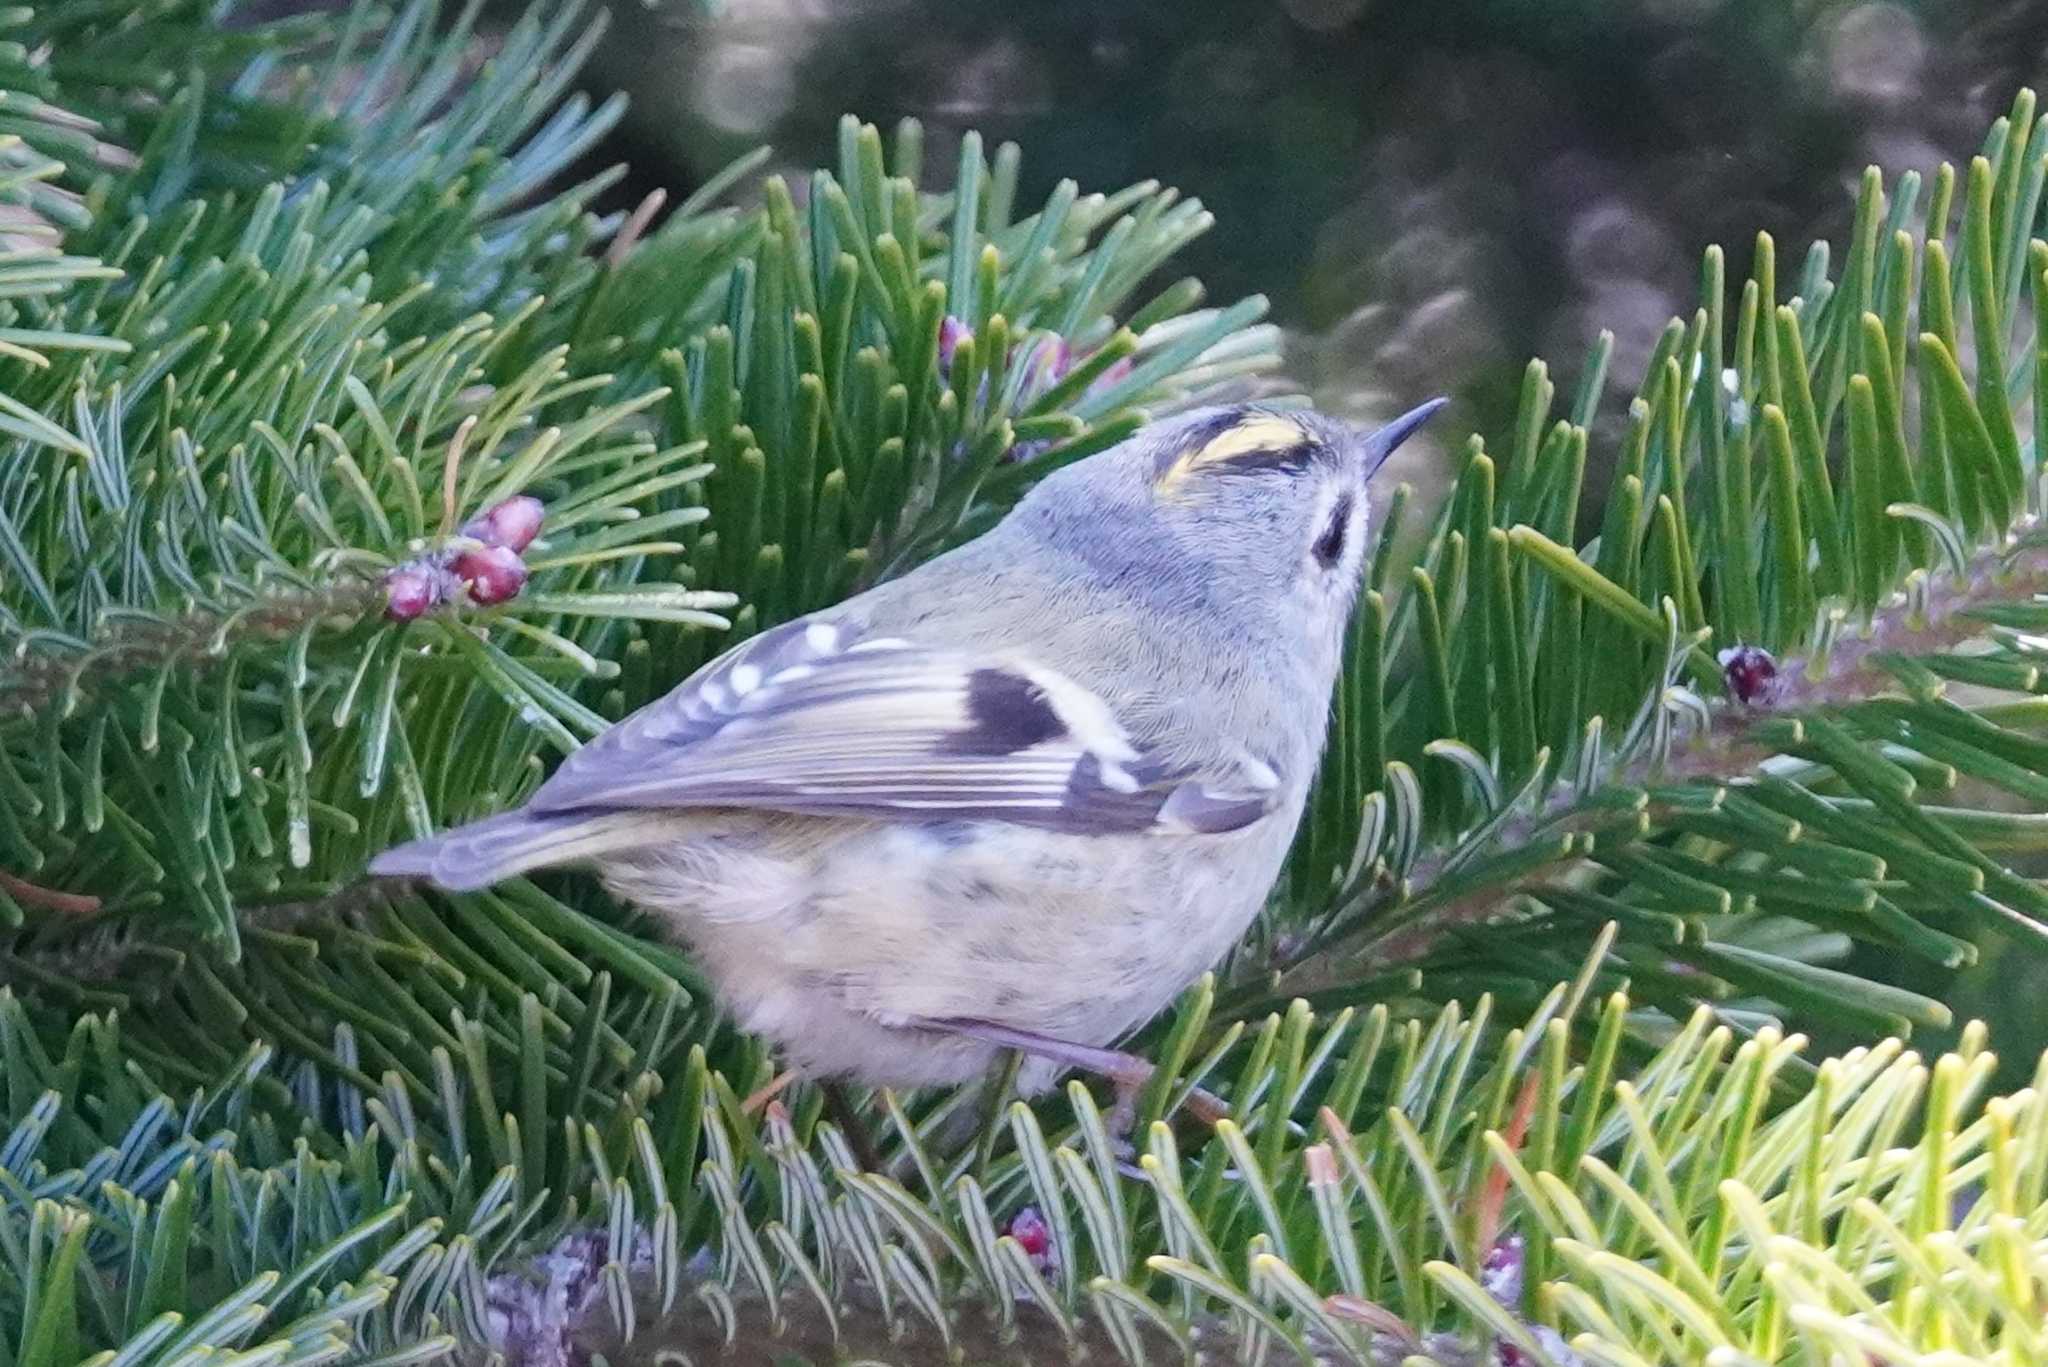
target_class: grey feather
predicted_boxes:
[369,809,660,890]
[522,614,1280,835]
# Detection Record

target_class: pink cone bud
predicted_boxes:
[1044,337,1072,381]
[385,563,443,620]
[1481,1234,1525,1308]
[1012,335,1070,400]
[1718,643,1779,705]
[1091,354,1133,393]
[1007,1205,1053,1273]
[1032,336,1081,393]
[938,316,973,373]
[465,494,545,552]
[455,543,529,605]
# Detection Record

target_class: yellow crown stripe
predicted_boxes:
[1156,414,1310,487]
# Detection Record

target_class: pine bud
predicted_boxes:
[1091,354,1133,393]
[1480,1234,1525,1308]
[456,543,529,605]
[1007,1205,1053,1274]
[1014,335,1071,400]
[1718,644,1779,705]
[385,562,444,620]
[938,315,972,373]
[465,494,545,552]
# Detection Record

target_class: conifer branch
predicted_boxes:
[1271,523,2048,1003]
[9,3,2048,1364]
[1,581,380,718]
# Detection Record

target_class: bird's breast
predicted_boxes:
[596,791,1304,1078]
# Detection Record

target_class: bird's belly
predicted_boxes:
[614,816,1283,1086]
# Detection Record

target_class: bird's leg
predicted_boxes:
[927,1017,1230,1137]
[819,1080,885,1173]
[739,1070,883,1172]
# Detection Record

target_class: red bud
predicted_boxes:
[939,315,973,372]
[465,494,545,552]
[455,543,529,605]
[384,563,442,620]
[1718,643,1779,705]
[1007,1205,1053,1272]
[1092,354,1133,392]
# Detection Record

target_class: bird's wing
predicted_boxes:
[523,614,1281,835]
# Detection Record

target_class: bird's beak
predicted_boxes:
[1361,396,1449,477]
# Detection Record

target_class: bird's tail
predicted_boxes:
[368,808,659,892]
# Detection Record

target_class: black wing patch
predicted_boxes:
[941,669,1064,755]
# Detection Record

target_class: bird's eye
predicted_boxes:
[1312,495,1352,569]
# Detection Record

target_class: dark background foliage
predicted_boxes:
[553,0,2043,427]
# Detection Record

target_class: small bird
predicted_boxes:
[372,399,1443,1124]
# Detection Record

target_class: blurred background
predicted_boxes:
[542,0,2042,480]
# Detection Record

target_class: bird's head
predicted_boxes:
[1010,399,1447,654]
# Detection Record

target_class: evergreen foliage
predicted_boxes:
[5,3,2048,1364]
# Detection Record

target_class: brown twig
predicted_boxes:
[441,413,478,535]
[605,188,667,270]
[1475,1069,1542,1257]
[0,870,100,916]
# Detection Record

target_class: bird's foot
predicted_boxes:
[741,1070,885,1172]
[928,1017,1231,1139]
[741,1068,799,1115]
